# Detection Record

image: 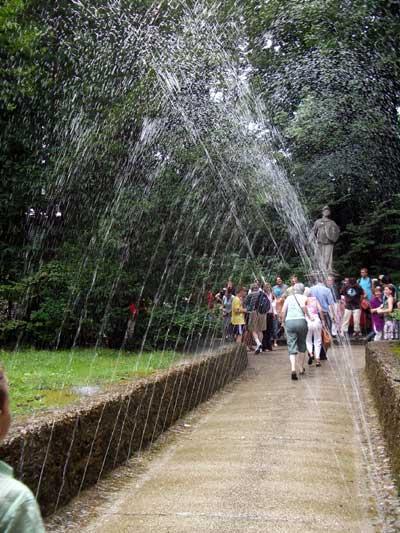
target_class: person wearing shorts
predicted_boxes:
[341,278,363,337]
[282,283,309,380]
[246,283,265,354]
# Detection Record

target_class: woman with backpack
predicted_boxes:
[246,283,268,354]
[261,283,274,351]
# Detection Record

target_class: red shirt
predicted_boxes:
[207,291,215,309]
[129,303,138,318]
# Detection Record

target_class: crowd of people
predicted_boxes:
[0,268,398,531]
[208,268,400,380]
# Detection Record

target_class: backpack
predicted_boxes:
[256,292,270,314]
[222,294,233,312]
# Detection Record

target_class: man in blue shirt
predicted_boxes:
[358,267,373,301]
[272,276,288,299]
[0,369,45,532]
[310,281,335,319]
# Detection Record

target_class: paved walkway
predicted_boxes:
[58,345,378,532]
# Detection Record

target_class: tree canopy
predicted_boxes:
[1,0,399,348]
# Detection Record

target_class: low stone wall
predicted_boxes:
[365,342,400,487]
[0,344,247,516]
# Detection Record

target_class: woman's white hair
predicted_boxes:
[294,283,305,294]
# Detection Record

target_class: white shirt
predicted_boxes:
[284,294,307,321]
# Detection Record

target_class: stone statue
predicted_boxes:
[311,206,340,273]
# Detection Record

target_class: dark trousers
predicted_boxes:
[323,312,332,333]
[262,313,274,350]
[319,311,331,360]
[272,316,279,340]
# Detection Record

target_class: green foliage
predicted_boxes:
[0,0,44,110]
[335,195,400,277]
[0,319,27,343]
[0,0,50,279]
[244,0,400,275]
[148,306,223,349]
[1,0,399,352]
[390,309,400,321]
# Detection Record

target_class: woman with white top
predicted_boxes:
[267,286,279,347]
[282,283,310,380]
[304,288,324,367]
[373,284,395,340]
[222,288,234,340]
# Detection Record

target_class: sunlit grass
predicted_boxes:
[0,348,181,415]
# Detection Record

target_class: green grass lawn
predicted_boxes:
[0,348,181,415]
[392,345,400,357]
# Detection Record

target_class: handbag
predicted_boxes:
[322,327,332,349]
[360,298,370,311]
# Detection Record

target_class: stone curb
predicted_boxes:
[365,341,400,489]
[0,344,248,516]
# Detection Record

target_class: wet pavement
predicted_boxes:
[48,344,399,532]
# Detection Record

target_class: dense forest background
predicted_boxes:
[1,0,399,348]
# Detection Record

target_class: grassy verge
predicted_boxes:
[392,345,400,357]
[0,348,181,415]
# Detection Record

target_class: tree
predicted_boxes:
[243,0,400,275]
